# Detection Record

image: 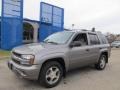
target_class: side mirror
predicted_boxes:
[69,41,82,48]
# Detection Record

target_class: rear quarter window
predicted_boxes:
[88,33,100,45]
[97,33,108,44]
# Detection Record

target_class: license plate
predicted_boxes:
[8,63,16,71]
[12,65,16,71]
[8,62,13,70]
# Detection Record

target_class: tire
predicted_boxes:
[95,54,107,70]
[39,61,63,88]
[116,46,120,48]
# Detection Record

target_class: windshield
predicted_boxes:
[112,41,120,44]
[44,31,74,44]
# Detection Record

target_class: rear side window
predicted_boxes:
[88,33,100,45]
[97,33,108,44]
[101,35,108,44]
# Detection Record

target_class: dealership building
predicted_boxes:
[0,17,40,43]
[0,1,64,50]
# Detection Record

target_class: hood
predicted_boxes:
[12,43,65,55]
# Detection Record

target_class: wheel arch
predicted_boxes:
[39,57,66,79]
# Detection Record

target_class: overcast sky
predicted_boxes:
[0,0,120,34]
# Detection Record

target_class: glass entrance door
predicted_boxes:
[23,22,34,44]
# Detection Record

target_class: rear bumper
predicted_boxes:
[8,60,41,80]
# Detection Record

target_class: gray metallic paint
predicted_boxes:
[8,31,110,80]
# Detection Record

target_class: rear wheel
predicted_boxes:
[95,54,107,70]
[116,46,120,48]
[39,61,63,88]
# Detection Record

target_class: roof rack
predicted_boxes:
[64,27,102,33]
[92,27,95,32]
[72,27,96,32]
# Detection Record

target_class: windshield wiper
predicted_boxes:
[43,39,58,44]
[44,39,49,42]
[46,41,58,45]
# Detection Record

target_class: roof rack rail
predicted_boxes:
[81,29,89,31]
[64,27,99,33]
[64,29,72,31]
[92,27,95,32]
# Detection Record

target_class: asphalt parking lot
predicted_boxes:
[0,48,120,90]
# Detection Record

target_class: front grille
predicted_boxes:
[12,58,21,64]
[12,51,21,64]
[12,52,21,58]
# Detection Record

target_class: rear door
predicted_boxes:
[87,33,101,63]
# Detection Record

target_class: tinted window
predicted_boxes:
[73,33,88,46]
[97,33,108,44]
[101,35,108,44]
[89,34,100,45]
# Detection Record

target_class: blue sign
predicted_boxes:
[1,0,23,50]
[39,2,64,41]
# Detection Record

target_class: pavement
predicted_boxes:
[0,57,10,60]
[0,48,120,90]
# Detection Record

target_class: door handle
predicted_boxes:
[86,49,90,51]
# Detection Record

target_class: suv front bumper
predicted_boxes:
[8,60,41,80]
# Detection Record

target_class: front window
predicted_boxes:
[44,31,74,44]
[72,33,88,46]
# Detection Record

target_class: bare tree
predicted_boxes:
[105,32,117,43]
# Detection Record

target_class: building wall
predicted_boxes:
[0,17,39,43]
[0,18,39,30]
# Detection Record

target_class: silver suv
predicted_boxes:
[8,30,111,88]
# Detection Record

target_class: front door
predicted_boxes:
[69,33,91,69]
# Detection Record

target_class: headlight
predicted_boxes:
[21,55,34,60]
[21,54,35,65]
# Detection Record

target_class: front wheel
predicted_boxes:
[95,55,107,70]
[39,61,63,88]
